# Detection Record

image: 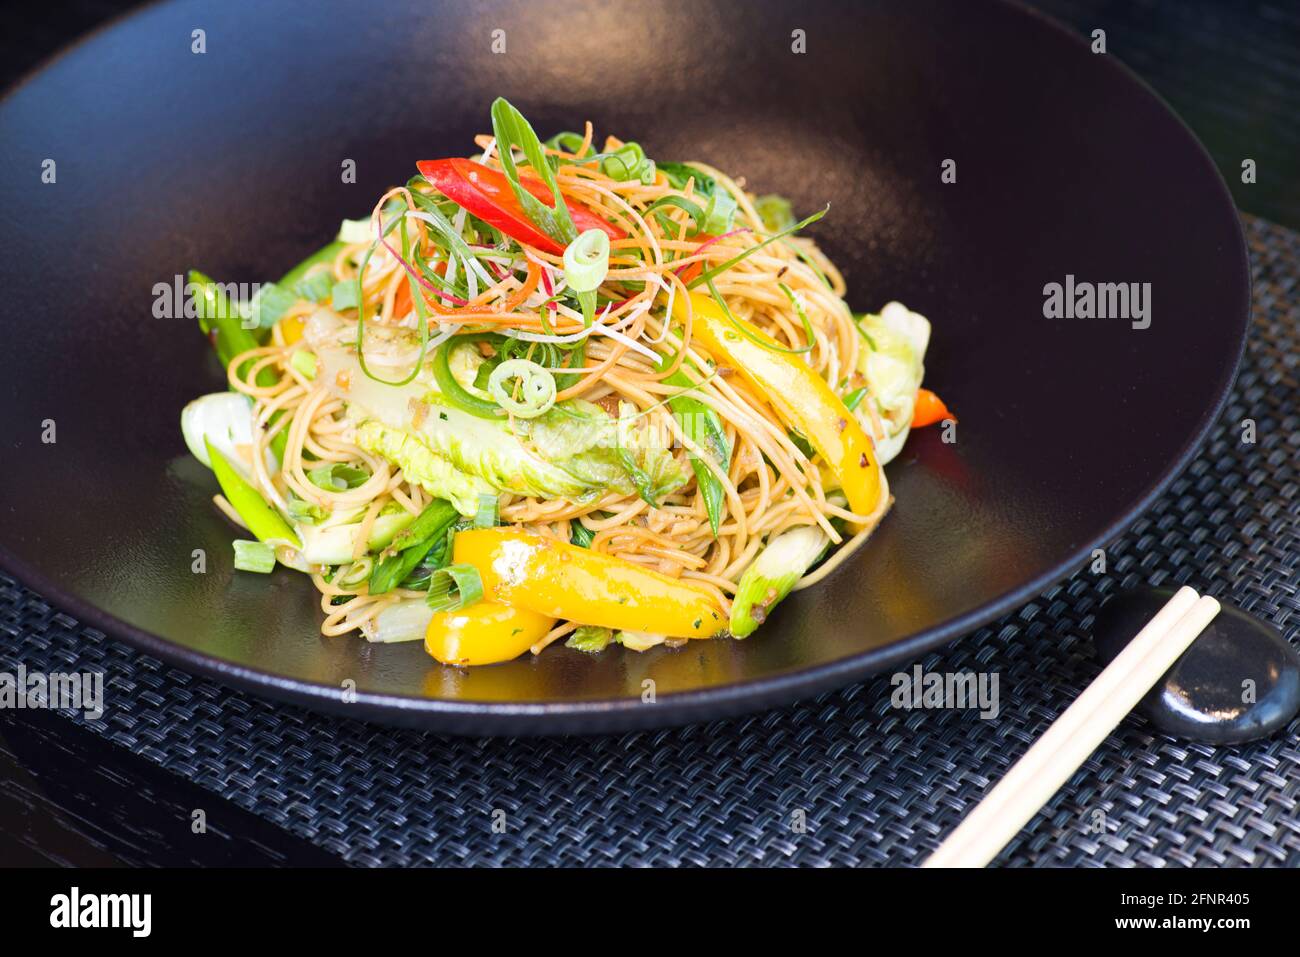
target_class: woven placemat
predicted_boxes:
[2,215,1297,867]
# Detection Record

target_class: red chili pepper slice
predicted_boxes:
[416,158,624,255]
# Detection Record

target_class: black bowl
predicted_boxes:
[0,0,1248,733]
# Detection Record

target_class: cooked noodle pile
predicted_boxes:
[224,125,892,649]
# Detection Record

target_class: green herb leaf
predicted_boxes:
[659,162,717,196]
[543,131,593,158]
[569,522,595,548]
[616,442,660,508]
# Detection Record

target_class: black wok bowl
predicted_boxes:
[0,0,1248,732]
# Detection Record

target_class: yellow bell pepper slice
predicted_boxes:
[424,600,555,667]
[673,291,881,523]
[453,527,726,638]
[279,314,306,346]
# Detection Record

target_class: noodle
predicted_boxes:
[219,123,906,645]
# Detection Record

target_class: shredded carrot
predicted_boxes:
[495,259,541,313]
[392,277,412,317]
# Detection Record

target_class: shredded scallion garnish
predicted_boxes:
[687,206,829,290]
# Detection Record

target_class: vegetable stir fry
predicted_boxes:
[181,99,951,666]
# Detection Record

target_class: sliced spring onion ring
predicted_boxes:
[563,228,610,293]
[307,462,369,491]
[487,358,557,419]
[425,563,485,612]
[700,188,738,235]
[337,557,375,590]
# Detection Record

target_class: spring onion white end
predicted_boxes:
[336,557,374,590]
[363,599,434,644]
[297,511,416,566]
[181,392,258,471]
[730,525,830,637]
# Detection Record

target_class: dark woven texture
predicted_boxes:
[2,216,1297,867]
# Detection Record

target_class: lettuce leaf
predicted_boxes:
[354,420,496,516]
[321,339,689,509]
[854,302,931,465]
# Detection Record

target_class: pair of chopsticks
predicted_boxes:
[923,585,1219,868]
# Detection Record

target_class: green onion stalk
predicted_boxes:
[730,525,830,637]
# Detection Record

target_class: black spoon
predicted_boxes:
[1091,586,1300,744]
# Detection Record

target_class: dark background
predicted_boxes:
[0,0,1295,865]
[4,0,1298,229]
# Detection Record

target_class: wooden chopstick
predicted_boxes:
[923,585,1219,868]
